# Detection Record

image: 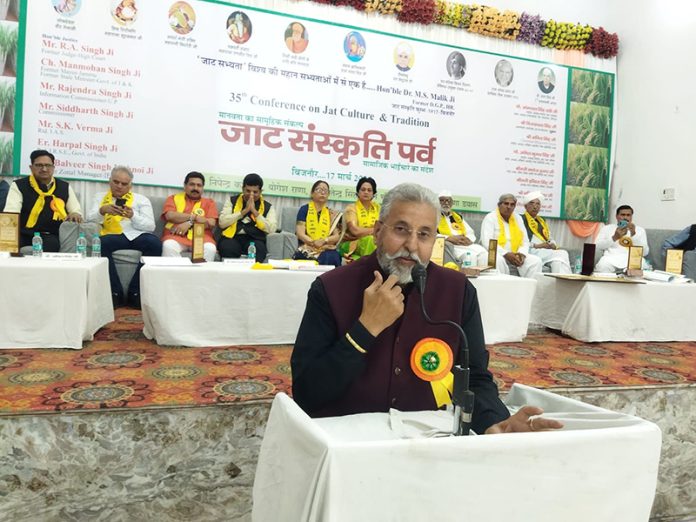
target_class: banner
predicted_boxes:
[16,0,614,219]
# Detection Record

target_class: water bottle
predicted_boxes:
[464,250,472,267]
[91,234,101,258]
[643,258,652,271]
[247,241,256,261]
[32,232,43,257]
[574,256,582,274]
[76,232,87,258]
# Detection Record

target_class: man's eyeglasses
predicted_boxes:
[313,188,329,194]
[33,163,55,170]
[382,223,435,242]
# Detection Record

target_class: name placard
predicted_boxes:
[41,252,82,260]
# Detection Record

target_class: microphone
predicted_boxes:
[411,264,475,436]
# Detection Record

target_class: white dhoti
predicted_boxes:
[495,253,543,278]
[530,247,571,274]
[162,239,217,263]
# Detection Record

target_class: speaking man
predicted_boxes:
[292,183,562,435]
[4,149,83,252]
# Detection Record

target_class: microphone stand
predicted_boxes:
[412,264,475,436]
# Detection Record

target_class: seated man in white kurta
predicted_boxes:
[437,190,488,266]
[480,193,542,278]
[520,191,571,274]
[595,204,649,273]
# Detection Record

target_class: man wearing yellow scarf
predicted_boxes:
[4,150,82,252]
[217,173,277,261]
[87,166,162,308]
[521,191,571,274]
[161,172,219,262]
[480,193,542,278]
[437,190,488,267]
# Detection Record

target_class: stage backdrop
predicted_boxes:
[14,0,614,220]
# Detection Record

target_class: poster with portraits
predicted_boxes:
[17,0,614,219]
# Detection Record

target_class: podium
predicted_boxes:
[252,385,661,522]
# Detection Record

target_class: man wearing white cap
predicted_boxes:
[480,193,542,278]
[521,191,571,274]
[437,190,488,266]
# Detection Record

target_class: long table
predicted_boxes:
[140,266,536,347]
[531,273,696,341]
[0,257,113,349]
[141,264,322,346]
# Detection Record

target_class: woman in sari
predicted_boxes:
[339,177,379,262]
[294,180,343,267]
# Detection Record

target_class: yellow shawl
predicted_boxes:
[26,175,67,228]
[221,194,266,238]
[496,209,523,253]
[100,191,134,235]
[523,212,550,243]
[165,193,203,240]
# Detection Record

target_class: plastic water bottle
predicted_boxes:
[91,234,101,258]
[76,232,87,258]
[643,258,652,271]
[464,250,473,267]
[32,232,43,257]
[574,256,582,274]
[247,241,256,261]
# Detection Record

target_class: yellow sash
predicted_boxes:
[222,194,266,238]
[496,209,523,253]
[305,201,330,240]
[26,175,67,228]
[100,191,134,236]
[165,193,203,240]
[355,200,379,228]
[523,212,550,243]
[438,212,465,236]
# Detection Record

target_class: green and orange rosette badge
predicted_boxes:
[410,338,454,381]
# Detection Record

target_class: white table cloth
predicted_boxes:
[252,384,661,522]
[531,273,696,341]
[469,273,537,344]
[140,264,321,346]
[0,257,113,349]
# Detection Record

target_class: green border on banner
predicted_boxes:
[12,0,612,218]
[12,0,27,176]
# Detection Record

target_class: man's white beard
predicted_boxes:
[377,248,425,285]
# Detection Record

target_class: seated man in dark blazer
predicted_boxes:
[3,149,82,252]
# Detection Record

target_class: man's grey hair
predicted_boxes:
[110,165,133,180]
[379,183,439,224]
[498,193,517,204]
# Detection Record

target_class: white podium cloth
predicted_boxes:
[253,385,661,522]
[469,274,536,344]
[531,273,696,341]
[0,258,113,349]
[140,265,320,346]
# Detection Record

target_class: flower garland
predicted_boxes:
[308,0,619,58]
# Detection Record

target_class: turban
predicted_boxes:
[522,191,544,205]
